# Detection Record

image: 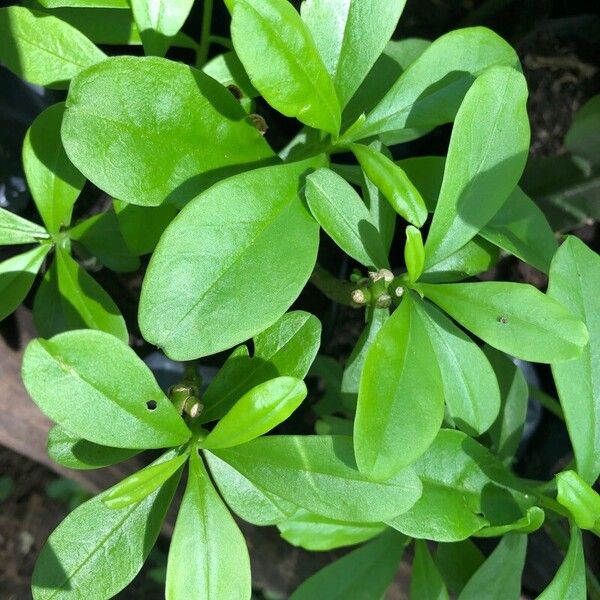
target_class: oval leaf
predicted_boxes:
[231,0,341,135]
[22,329,191,449]
[556,470,600,534]
[0,208,48,245]
[405,225,425,282]
[410,540,449,600]
[418,281,588,363]
[355,293,445,480]
[139,159,321,360]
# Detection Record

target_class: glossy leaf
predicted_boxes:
[34,249,129,342]
[418,281,588,363]
[347,27,519,141]
[405,225,425,282]
[139,160,321,360]
[231,0,341,135]
[301,0,406,107]
[0,245,50,321]
[278,509,385,552]
[424,66,530,266]
[70,209,140,273]
[351,143,427,226]
[47,425,139,471]
[203,51,259,99]
[23,103,84,233]
[38,0,128,7]
[305,167,389,268]
[210,435,422,523]
[0,208,48,245]
[205,451,297,526]
[290,531,408,600]
[62,56,274,207]
[458,535,527,600]
[556,470,600,534]
[201,311,321,422]
[548,237,600,483]
[32,452,180,599]
[355,293,445,480]
[413,297,501,436]
[166,452,251,600]
[483,346,528,462]
[410,540,449,600]
[387,430,533,542]
[130,0,194,56]
[538,524,586,600]
[22,329,191,449]
[103,452,187,509]
[202,377,307,449]
[0,6,105,88]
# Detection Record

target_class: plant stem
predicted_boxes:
[196,0,214,68]
[310,264,357,307]
[528,385,564,420]
[209,35,233,50]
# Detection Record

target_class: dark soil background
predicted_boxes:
[1,0,599,598]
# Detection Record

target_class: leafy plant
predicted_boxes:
[1,0,599,598]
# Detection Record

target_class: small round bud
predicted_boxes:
[394,286,405,298]
[368,271,384,282]
[352,289,367,305]
[189,402,203,418]
[380,269,394,283]
[248,113,268,135]
[376,294,392,308]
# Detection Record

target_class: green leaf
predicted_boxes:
[201,376,307,449]
[483,346,529,463]
[405,225,425,282]
[0,208,48,245]
[424,66,530,266]
[230,0,341,135]
[0,6,105,88]
[0,245,50,321]
[103,452,187,509]
[210,435,422,523]
[565,94,600,168]
[341,307,389,408]
[113,200,177,256]
[410,540,449,600]
[278,509,385,552]
[166,452,251,600]
[23,103,84,234]
[458,535,527,600]
[203,50,258,99]
[300,0,406,108]
[62,56,274,207]
[139,159,321,360]
[347,27,519,141]
[479,187,558,274]
[413,297,501,436]
[305,167,389,268]
[34,249,129,342]
[355,293,445,480]
[32,451,180,599]
[290,531,408,600]
[548,237,600,484]
[538,524,586,600]
[351,143,428,226]
[70,209,140,273]
[435,540,484,596]
[38,0,128,7]
[130,0,194,57]
[47,425,139,470]
[387,430,533,542]
[556,470,600,535]
[205,450,296,525]
[421,237,499,283]
[417,281,588,363]
[474,506,544,537]
[22,329,191,449]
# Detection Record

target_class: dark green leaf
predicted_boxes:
[210,435,422,522]
[410,540,449,600]
[62,56,275,207]
[0,6,105,88]
[22,329,191,449]
[231,0,341,135]
[23,103,84,233]
[166,452,251,599]
[565,94,600,167]
[355,293,444,479]
[417,281,588,363]
[139,160,321,360]
[435,541,484,596]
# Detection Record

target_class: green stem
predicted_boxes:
[529,385,564,420]
[209,35,233,50]
[196,0,214,68]
[310,264,357,307]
